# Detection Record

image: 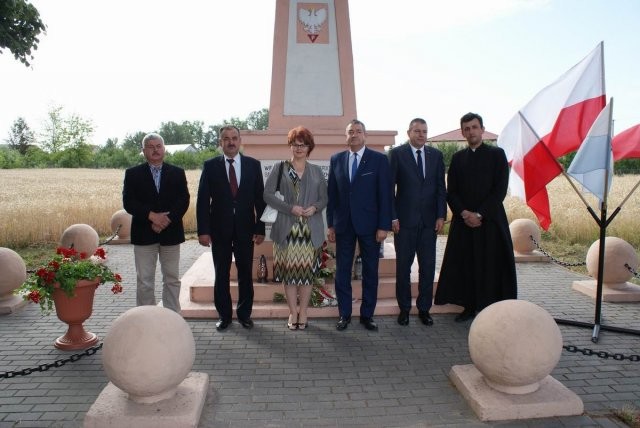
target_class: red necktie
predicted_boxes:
[227,159,238,198]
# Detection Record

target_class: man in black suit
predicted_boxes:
[327,119,393,331]
[390,118,446,327]
[123,132,190,313]
[434,112,517,322]
[196,125,266,331]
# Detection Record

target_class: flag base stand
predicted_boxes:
[553,200,640,343]
[554,318,640,343]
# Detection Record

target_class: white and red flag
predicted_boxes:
[498,42,606,230]
[612,123,640,160]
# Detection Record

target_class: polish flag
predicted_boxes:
[498,42,606,230]
[612,124,640,160]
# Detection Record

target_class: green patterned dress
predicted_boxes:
[272,163,319,286]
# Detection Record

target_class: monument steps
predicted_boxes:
[179,242,463,319]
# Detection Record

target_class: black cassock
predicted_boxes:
[434,143,517,310]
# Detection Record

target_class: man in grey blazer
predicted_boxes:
[390,118,446,326]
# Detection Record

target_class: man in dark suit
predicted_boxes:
[196,125,266,331]
[327,119,393,331]
[123,132,190,313]
[390,118,447,327]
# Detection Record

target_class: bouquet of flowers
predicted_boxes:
[15,246,123,314]
[311,241,337,307]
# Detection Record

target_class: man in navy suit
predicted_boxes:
[390,118,446,327]
[196,125,266,331]
[327,119,393,331]
[123,133,190,313]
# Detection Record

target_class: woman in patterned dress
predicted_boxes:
[264,126,328,330]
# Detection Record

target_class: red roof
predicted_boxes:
[427,129,498,142]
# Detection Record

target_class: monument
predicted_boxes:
[241,0,396,166]
[179,0,404,319]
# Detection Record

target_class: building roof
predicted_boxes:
[427,129,498,142]
[164,144,197,154]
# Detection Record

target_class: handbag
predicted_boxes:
[260,161,285,223]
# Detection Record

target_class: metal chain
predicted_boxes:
[529,235,586,267]
[563,345,640,361]
[0,343,103,379]
[625,263,640,279]
[100,224,122,246]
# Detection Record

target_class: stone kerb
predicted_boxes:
[572,236,640,302]
[450,300,583,421]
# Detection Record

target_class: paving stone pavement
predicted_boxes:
[1,237,639,428]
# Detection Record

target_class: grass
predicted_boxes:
[613,404,640,427]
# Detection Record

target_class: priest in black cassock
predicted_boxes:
[434,112,517,322]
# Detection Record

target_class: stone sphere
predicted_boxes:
[60,224,99,256]
[0,248,27,299]
[102,306,195,403]
[586,237,638,287]
[509,219,541,254]
[110,209,132,239]
[469,300,562,394]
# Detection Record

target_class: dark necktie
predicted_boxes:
[351,153,358,182]
[416,150,424,180]
[227,159,238,198]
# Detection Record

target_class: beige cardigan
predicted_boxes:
[263,161,328,248]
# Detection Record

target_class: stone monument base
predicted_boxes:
[0,295,27,315]
[572,280,640,302]
[84,372,208,428]
[449,364,583,421]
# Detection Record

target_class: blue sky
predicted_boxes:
[1,0,638,146]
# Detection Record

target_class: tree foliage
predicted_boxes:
[5,117,35,154]
[39,105,94,156]
[0,0,46,67]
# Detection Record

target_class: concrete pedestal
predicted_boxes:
[450,364,583,421]
[572,279,640,302]
[84,372,208,428]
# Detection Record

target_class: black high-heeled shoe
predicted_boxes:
[287,314,298,330]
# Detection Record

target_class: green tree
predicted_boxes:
[0,0,46,66]
[40,105,65,153]
[5,117,35,154]
[121,131,146,155]
[246,108,269,130]
[158,120,204,146]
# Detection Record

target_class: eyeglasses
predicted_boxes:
[291,144,310,149]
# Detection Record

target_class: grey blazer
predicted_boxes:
[263,161,328,248]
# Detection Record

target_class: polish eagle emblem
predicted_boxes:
[298,7,327,42]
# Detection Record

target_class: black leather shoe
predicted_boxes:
[360,317,378,331]
[238,318,254,329]
[397,310,409,326]
[216,319,231,331]
[336,316,351,331]
[455,308,476,323]
[419,311,433,326]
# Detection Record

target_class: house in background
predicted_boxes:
[427,129,498,148]
[163,144,197,154]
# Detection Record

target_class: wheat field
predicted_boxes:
[1,169,639,249]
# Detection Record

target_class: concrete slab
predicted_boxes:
[572,279,640,302]
[514,250,550,263]
[449,364,584,422]
[0,294,28,315]
[84,372,208,428]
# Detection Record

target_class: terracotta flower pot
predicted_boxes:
[52,278,100,350]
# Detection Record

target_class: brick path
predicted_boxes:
[1,237,638,427]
